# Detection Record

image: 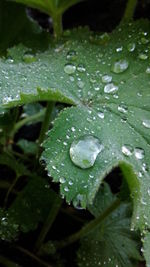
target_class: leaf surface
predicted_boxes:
[77,184,142,267]
[1,21,150,232]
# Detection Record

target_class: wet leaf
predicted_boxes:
[77,184,142,267]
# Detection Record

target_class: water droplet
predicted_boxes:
[146,67,150,74]
[98,112,104,119]
[64,63,76,74]
[77,80,85,88]
[141,37,149,44]
[111,59,129,73]
[138,53,148,60]
[77,64,86,72]
[59,177,66,184]
[142,119,150,128]
[70,135,103,169]
[104,83,118,94]
[64,186,69,192]
[118,105,128,113]
[122,145,133,156]
[116,46,123,52]
[66,50,77,61]
[102,75,112,83]
[127,43,136,52]
[134,147,145,159]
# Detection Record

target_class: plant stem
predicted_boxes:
[11,109,45,138]
[57,198,121,249]
[38,102,54,145]
[34,196,62,253]
[122,0,137,22]
[4,174,20,206]
[15,246,52,267]
[52,13,63,38]
[0,255,18,267]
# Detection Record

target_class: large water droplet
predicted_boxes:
[64,63,76,74]
[104,83,118,94]
[111,59,129,73]
[134,147,145,159]
[70,135,103,169]
[142,119,150,129]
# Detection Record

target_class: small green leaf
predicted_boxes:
[77,184,142,267]
[17,139,38,154]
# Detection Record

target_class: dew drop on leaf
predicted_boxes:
[77,64,86,72]
[69,135,103,169]
[121,144,133,156]
[138,53,148,60]
[127,43,136,52]
[142,119,150,128]
[66,50,77,61]
[101,75,112,83]
[111,59,129,73]
[146,67,150,74]
[64,63,76,74]
[134,147,145,159]
[104,83,118,94]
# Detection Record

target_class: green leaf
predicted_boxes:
[17,139,38,154]
[0,208,19,241]
[143,231,150,267]
[9,175,60,232]
[12,0,85,17]
[1,20,150,233]
[77,184,142,267]
[0,0,50,55]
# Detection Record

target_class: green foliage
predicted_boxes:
[0,0,50,55]
[8,175,60,232]
[0,0,150,266]
[77,184,142,267]
[12,0,85,17]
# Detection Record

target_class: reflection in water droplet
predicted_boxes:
[102,75,112,83]
[142,119,150,129]
[134,147,145,159]
[127,43,136,52]
[104,83,118,94]
[111,59,129,73]
[138,53,148,60]
[70,135,103,169]
[122,145,133,156]
[64,63,76,74]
